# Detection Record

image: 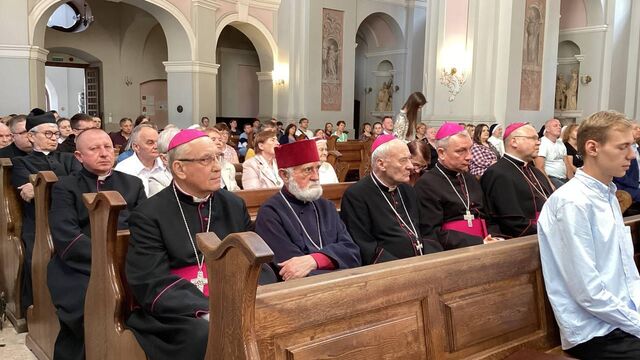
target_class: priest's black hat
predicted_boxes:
[26,112,56,131]
[29,108,46,116]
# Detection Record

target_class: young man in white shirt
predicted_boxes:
[538,110,640,359]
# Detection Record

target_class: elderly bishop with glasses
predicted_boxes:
[481,123,554,238]
[125,129,273,360]
[10,111,82,314]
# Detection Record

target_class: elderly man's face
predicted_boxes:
[377,141,413,185]
[174,137,221,194]
[439,134,473,172]
[0,124,12,148]
[58,120,72,138]
[28,123,60,152]
[285,161,323,202]
[133,127,159,163]
[316,142,328,162]
[75,130,115,175]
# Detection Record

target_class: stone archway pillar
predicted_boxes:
[163,60,219,128]
[256,71,274,119]
[0,45,48,113]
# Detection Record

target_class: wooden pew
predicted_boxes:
[0,158,27,332]
[326,137,373,181]
[25,171,60,360]
[83,192,145,360]
[198,234,561,359]
[234,182,354,220]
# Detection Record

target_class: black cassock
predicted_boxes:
[48,168,146,360]
[11,150,82,311]
[341,174,442,265]
[255,188,361,277]
[480,154,553,238]
[125,184,252,360]
[0,142,28,159]
[414,163,498,250]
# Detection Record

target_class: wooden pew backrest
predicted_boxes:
[83,191,145,360]
[235,182,354,220]
[201,234,559,359]
[0,158,27,332]
[25,171,60,360]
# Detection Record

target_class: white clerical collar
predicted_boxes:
[34,149,51,155]
[97,171,111,181]
[371,171,397,192]
[505,153,527,164]
[174,182,211,203]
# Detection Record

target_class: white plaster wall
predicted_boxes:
[608,0,631,113]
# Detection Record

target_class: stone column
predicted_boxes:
[0,45,48,113]
[256,71,274,120]
[163,61,219,128]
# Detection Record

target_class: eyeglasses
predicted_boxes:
[36,131,61,139]
[12,130,27,136]
[177,156,218,167]
[512,135,539,141]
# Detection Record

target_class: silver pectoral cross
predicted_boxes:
[191,270,208,293]
[416,241,423,255]
[463,210,474,228]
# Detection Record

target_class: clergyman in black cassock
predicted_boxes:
[481,123,554,238]
[11,112,82,312]
[414,123,500,250]
[48,129,147,360]
[126,130,257,360]
[0,115,31,159]
[341,136,442,265]
[255,139,360,281]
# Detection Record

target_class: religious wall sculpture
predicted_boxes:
[519,0,545,111]
[554,69,579,111]
[376,78,394,112]
[321,8,343,111]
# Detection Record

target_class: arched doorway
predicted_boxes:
[29,0,195,126]
[355,12,405,132]
[215,15,277,121]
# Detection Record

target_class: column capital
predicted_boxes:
[256,71,273,81]
[0,45,49,62]
[163,61,220,75]
[192,0,221,11]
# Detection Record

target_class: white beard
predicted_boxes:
[287,180,323,202]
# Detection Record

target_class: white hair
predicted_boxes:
[435,130,469,150]
[157,127,181,154]
[370,138,404,167]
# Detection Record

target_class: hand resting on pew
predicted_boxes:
[18,182,34,202]
[278,255,318,281]
[483,235,505,244]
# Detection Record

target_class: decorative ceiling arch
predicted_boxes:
[215,13,277,71]
[356,12,404,51]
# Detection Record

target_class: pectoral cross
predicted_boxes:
[415,241,423,255]
[463,210,474,228]
[191,270,208,293]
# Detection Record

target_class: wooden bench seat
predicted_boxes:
[234,182,354,220]
[326,137,373,181]
[0,158,27,332]
[25,171,60,360]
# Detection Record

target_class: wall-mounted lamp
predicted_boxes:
[73,0,95,27]
[580,74,592,85]
[440,67,466,102]
[124,76,132,87]
[364,87,372,95]
[273,79,285,87]
[273,63,288,88]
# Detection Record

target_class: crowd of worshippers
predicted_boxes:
[1,104,634,360]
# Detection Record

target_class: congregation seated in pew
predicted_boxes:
[205,127,239,191]
[255,140,360,281]
[48,128,146,359]
[242,129,282,190]
[125,129,270,360]
[12,111,82,313]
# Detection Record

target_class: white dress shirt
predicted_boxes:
[114,153,166,196]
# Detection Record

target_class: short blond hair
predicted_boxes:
[577,111,632,155]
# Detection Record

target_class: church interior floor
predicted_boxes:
[0,322,36,360]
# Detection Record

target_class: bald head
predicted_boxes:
[544,118,562,139]
[74,129,115,176]
[372,139,413,187]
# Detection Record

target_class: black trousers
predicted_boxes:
[566,329,640,360]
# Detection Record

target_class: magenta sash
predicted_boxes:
[442,218,488,238]
[170,264,209,296]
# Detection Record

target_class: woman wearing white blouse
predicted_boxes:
[393,92,427,142]
[315,139,339,184]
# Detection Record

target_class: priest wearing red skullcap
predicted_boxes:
[125,129,271,360]
[414,123,502,250]
[341,136,442,265]
[481,123,554,238]
[255,140,360,281]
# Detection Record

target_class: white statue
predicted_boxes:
[555,74,566,110]
[376,79,393,112]
[565,69,578,110]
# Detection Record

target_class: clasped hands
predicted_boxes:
[278,255,317,281]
